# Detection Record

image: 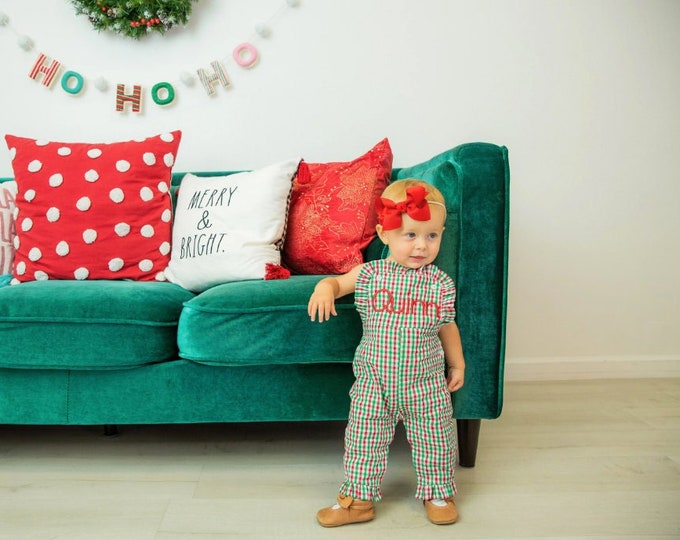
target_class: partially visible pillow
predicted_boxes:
[283,138,393,275]
[0,181,17,275]
[4,131,181,283]
[164,158,301,292]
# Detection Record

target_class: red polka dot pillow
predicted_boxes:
[4,131,182,283]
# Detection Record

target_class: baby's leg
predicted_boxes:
[341,374,396,501]
[403,384,457,500]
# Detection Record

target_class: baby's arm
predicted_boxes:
[439,322,465,392]
[308,264,363,322]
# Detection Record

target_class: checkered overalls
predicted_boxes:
[340,259,458,501]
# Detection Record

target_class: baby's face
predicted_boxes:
[378,206,446,269]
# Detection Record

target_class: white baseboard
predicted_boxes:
[504,355,680,382]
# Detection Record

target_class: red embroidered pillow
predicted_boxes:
[283,138,393,274]
[4,131,181,283]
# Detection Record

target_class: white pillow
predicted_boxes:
[165,159,301,292]
[0,181,18,275]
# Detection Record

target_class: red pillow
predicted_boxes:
[4,131,181,283]
[283,138,393,275]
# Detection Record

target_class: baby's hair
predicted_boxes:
[381,179,446,206]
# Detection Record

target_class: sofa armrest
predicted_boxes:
[395,143,510,420]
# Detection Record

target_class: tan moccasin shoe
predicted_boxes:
[423,497,459,525]
[316,493,375,527]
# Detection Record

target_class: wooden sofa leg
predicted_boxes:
[103,424,119,437]
[456,419,481,468]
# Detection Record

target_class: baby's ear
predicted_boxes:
[375,224,387,242]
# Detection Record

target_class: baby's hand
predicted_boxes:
[446,367,465,392]
[308,288,337,322]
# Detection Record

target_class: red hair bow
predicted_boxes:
[375,185,431,231]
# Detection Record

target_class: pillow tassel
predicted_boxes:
[296,160,311,185]
[265,263,291,280]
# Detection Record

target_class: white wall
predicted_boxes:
[1,0,679,376]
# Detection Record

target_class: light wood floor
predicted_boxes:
[1,378,678,539]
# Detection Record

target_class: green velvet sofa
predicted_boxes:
[0,142,509,467]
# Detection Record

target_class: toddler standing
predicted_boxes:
[308,179,465,527]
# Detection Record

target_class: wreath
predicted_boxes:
[72,0,199,39]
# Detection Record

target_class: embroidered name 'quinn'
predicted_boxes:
[371,288,440,319]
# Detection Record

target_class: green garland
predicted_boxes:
[72,0,198,39]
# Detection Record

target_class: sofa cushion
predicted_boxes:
[178,276,361,366]
[0,280,194,370]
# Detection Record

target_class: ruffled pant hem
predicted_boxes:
[340,481,383,502]
[414,482,457,501]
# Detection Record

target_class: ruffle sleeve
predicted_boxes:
[437,268,457,325]
[354,261,377,317]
